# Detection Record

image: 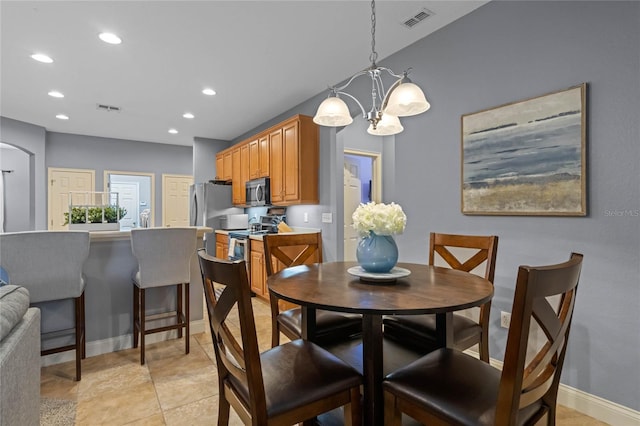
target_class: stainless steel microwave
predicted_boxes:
[245,177,271,206]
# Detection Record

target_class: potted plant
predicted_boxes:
[64,205,127,231]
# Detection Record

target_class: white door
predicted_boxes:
[162,174,193,227]
[48,168,95,230]
[110,182,139,230]
[343,168,362,261]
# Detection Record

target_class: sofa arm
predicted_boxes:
[0,307,41,426]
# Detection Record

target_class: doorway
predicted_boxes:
[104,171,154,230]
[48,167,96,230]
[109,181,139,230]
[343,150,381,261]
[162,174,193,227]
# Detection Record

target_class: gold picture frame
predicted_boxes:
[461,84,587,216]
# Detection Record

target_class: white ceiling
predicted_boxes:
[1,1,488,147]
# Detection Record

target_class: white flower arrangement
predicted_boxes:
[352,202,407,237]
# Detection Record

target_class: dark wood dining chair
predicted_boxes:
[384,232,498,361]
[198,250,362,426]
[383,253,583,426]
[263,233,362,347]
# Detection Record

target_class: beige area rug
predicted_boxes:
[40,397,76,426]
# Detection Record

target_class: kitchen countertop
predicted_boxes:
[215,227,320,241]
[88,226,213,242]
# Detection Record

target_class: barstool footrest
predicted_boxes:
[139,319,188,335]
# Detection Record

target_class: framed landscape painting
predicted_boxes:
[461,84,586,216]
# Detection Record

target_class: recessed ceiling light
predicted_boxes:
[48,91,64,98]
[183,112,195,119]
[31,53,53,63]
[168,128,178,134]
[99,32,122,45]
[56,114,69,120]
[202,88,216,96]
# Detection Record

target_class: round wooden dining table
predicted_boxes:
[267,261,494,426]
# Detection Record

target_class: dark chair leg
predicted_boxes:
[140,288,146,365]
[185,282,190,355]
[218,397,231,426]
[80,291,86,359]
[133,285,139,349]
[74,293,83,381]
[177,283,183,339]
[479,331,489,362]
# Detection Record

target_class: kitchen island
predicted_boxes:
[39,227,211,366]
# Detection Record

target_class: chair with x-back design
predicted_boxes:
[198,250,362,425]
[383,253,582,425]
[263,232,362,348]
[384,232,498,361]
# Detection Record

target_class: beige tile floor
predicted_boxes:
[41,297,608,425]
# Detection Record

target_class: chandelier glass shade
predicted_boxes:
[314,96,353,127]
[367,112,403,136]
[313,0,430,136]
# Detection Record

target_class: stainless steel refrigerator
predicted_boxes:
[189,182,242,253]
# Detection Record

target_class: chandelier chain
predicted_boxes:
[369,0,378,65]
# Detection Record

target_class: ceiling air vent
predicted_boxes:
[402,8,434,29]
[96,103,121,112]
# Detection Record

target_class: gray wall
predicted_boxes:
[46,132,192,227]
[384,0,639,409]
[193,136,231,184]
[0,117,46,229]
[0,146,30,231]
[236,0,640,411]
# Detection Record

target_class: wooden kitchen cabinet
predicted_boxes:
[215,154,224,180]
[232,146,243,205]
[215,233,229,260]
[214,149,233,182]
[249,136,270,179]
[248,139,259,179]
[223,150,232,181]
[269,115,319,205]
[240,143,250,199]
[258,135,270,178]
[250,239,266,296]
[217,114,318,207]
[269,128,284,204]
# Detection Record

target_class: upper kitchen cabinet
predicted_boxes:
[259,135,270,178]
[215,155,224,180]
[215,147,234,182]
[231,146,243,204]
[249,139,259,179]
[249,135,270,179]
[240,143,250,200]
[223,150,233,181]
[217,114,318,207]
[269,115,319,205]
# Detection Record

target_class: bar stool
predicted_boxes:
[0,230,90,381]
[130,227,197,365]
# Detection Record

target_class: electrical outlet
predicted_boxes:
[303,212,309,223]
[500,311,511,328]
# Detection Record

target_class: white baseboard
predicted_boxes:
[41,319,206,367]
[557,384,640,426]
[466,351,640,425]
